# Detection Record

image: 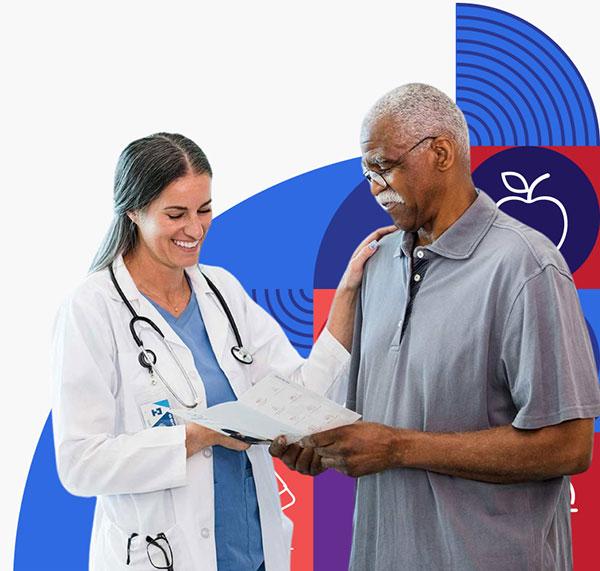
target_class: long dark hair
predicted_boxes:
[90,133,212,272]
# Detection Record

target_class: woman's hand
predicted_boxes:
[326,225,397,351]
[185,423,249,457]
[338,225,397,291]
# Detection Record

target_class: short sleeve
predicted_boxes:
[346,286,363,413]
[501,265,600,429]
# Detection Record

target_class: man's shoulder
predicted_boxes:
[483,209,571,276]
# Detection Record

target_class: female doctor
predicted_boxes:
[52,132,393,571]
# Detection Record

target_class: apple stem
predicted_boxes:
[527,172,551,200]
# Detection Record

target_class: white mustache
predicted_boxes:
[376,190,405,209]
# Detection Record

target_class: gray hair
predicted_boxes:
[90,133,212,273]
[362,83,470,163]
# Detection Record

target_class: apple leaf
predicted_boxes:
[501,171,529,194]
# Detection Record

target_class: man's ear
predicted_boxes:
[432,137,455,172]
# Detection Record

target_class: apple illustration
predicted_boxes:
[276,471,296,511]
[496,171,568,250]
[570,482,578,514]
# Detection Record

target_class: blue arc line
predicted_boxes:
[263,290,313,339]
[287,289,313,314]
[299,289,314,304]
[457,58,541,144]
[457,3,599,144]
[460,16,583,143]
[275,289,313,326]
[458,3,598,143]
[458,96,507,146]
[458,25,572,143]
[460,39,556,143]
[468,125,481,146]
[457,82,526,145]
[463,110,494,145]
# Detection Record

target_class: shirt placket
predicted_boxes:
[394,247,430,346]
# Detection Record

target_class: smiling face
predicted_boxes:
[361,116,441,233]
[129,172,212,270]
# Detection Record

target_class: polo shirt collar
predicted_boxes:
[394,190,498,260]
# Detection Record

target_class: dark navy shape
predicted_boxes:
[314,180,391,289]
[473,147,599,273]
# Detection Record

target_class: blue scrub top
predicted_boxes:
[146,290,264,571]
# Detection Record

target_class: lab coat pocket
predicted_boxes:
[105,519,193,571]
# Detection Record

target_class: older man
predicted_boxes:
[271,83,600,570]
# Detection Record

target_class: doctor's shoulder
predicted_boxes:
[54,269,118,342]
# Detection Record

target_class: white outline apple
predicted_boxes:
[570,482,578,513]
[496,171,568,250]
[276,471,297,512]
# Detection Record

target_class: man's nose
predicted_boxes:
[368,178,387,197]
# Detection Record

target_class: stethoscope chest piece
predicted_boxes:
[232,346,253,364]
[138,349,157,369]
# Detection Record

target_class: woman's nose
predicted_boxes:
[185,215,205,239]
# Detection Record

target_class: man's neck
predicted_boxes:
[416,182,477,247]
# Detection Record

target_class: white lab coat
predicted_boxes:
[51,255,350,571]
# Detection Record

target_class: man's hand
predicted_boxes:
[300,422,412,478]
[269,436,326,476]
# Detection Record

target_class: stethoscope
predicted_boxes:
[109,263,253,409]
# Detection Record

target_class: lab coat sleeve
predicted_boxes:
[52,287,187,497]
[211,268,350,400]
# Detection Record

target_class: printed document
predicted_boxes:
[172,373,360,443]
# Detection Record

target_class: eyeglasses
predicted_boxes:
[126,532,174,571]
[146,533,174,571]
[362,136,438,189]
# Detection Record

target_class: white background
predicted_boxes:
[0,1,598,568]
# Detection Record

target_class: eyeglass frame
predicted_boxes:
[362,135,439,189]
[145,532,174,571]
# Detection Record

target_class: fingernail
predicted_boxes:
[368,240,378,250]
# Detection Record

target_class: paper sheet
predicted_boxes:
[171,373,360,443]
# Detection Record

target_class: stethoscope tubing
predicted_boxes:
[108,262,253,409]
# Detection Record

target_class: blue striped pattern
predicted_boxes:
[456,3,599,145]
[251,288,314,355]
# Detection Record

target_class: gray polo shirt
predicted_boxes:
[346,190,600,571]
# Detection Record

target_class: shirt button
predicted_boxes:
[201,527,210,539]
[397,321,403,328]
[413,274,421,282]
[416,250,424,259]
[202,448,213,458]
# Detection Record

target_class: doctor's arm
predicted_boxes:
[52,291,242,497]
[241,226,396,399]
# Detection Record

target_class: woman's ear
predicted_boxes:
[126,211,138,224]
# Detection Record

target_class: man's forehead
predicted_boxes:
[361,121,409,165]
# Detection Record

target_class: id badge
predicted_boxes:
[137,388,177,429]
